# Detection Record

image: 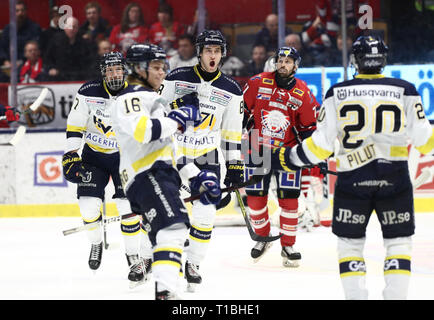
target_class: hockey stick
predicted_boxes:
[62,213,138,236]
[0,125,26,146]
[235,189,282,242]
[0,87,49,122]
[183,174,263,202]
[102,199,109,249]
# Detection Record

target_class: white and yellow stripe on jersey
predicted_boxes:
[159,65,244,163]
[66,79,128,154]
[110,83,180,192]
[290,74,434,170]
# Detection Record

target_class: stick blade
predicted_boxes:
[29,88,48,111]
[0,125,26,146]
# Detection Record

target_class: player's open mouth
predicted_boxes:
[210,61,215,67]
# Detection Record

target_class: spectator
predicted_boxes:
[40,6,63,57]
[324,32,353,67]
[186,8,220,38]
[0,1,41,69]
[88,39,114,79]
[149,2,185,57]
[243,44,267,77]
[168,34,198,70]
[78,2,112,44]
[44,17,96,81]
[284,33,315,67]
[254,14,292,57]
[109,2,148,54]
[18,40,47,83]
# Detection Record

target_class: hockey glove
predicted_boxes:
[0,105,20,122]
[270,147,301,172]
[167,105,202,133]
[170,92,199,109]
[62,152,87,183]
[190,170,222,205]
[224,160,245,187]
[309,161,327,179]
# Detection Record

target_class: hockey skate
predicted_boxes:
[126,254,151,289]
[251,238,273,262]
[281,246,301,268]
[155,283,179,300]
[185,261,201,293]
[88,242,103,272]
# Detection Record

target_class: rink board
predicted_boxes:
[0,131,433,219]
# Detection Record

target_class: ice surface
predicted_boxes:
[1,213,433,300]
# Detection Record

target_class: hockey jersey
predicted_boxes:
[66,79,128,154]
[243,71,319,148]
[159,65,244,162]
[290,74,434,171]
[110,82,180,192]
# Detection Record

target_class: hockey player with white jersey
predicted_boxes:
[159,30,244,292]
[270,36,434,299]
[62,52,152,286]
[110,43,220,300]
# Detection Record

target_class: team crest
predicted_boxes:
[261,109,290,139]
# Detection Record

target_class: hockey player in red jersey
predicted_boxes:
[243,46,320,267]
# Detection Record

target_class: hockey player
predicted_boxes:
[110,43,220,300]
[159,30,244,291]
[270,35,434,299]
[243,46,320,267]
[62,51,152,287]
[0,104,20,123]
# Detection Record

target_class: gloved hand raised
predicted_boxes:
[190,170,221,205]
[167,104,202,133]
[62,152,87,183]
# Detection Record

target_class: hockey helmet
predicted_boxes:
[125,43,167,73]
[99,51,127,91]
[274,46,301,67]
[350,35,388,74]
[195,30,227,58]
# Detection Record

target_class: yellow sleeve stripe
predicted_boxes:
[153,247,183,254]
[305,136,333,160]
[66,125,86,133]
[221,129,242,142]
[133,115,149,143]
[131,146,174,172]
[416,128,434,155]
[385,255,411,261]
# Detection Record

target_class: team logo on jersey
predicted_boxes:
[175,82,197,95]
[93,116,115,138]
[210,89,231,106]
[292,88,304,96]
[262,78,274,85]
[261,109,290,139]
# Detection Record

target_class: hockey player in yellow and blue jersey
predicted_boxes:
[62,52,153,287]
[111,43,221,299]
[270,35,434,300]
[159,30,245,292]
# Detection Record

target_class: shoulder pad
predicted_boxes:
[78,80,108,98]
[166,66,199,82]
[213,73,243,96]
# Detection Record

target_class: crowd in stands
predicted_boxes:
[0,0,433,83]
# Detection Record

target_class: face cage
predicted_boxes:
[102,64,127,91]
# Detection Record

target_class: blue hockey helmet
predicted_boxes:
[274,46,301,67]
[350,35,388,74]
[99,51,127,91]
[125,43,167,73]
[195,30,227,58]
